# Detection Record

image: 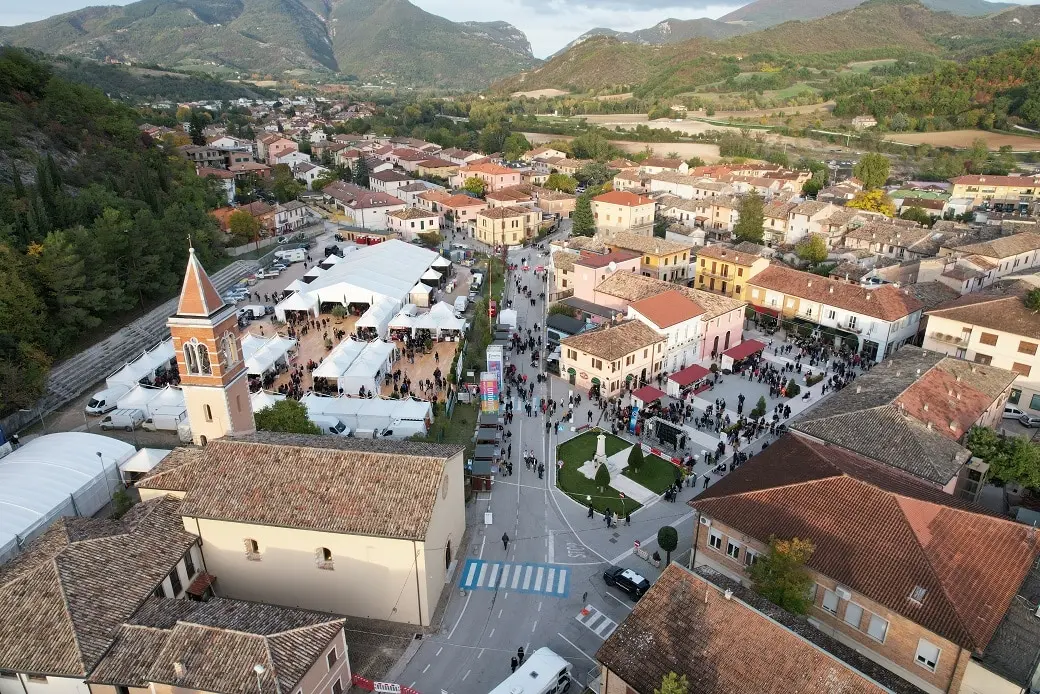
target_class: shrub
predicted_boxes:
[750,395,767,419]
[786,379,800,398]
[806,373,825,387]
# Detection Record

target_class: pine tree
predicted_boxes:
[353,157,370,188]
[572,192,595,237]
[734,191,764,244]
[11,163,24,199]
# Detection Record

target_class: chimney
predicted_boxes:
[923,403,929,411]
[949,421,958,431]
[829,285,834,293]
[174,662,187,679]
[856,385,862,394]
[866,293,872,301]
[926,421,933,430]
[724,589,733,600]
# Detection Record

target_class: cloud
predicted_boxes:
[416,0,744,57]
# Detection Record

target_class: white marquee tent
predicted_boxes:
[107,338,175,389]
[301,393,432,435]
[499,308,518,330]
[120,448,172,482]
[338,341,397,395]
[414,302,466,335]
[356,298,400,338]
[0,433,135,564]
[409,283,433,307]
[275,291,319,319]
[241,334,298,376]
[250,390,286,412]
[431,256,451,269]
[312,338,367,380]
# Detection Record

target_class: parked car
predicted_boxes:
[1003,405,1026,419]
[603,566,651,600]
[256,268,280,279]
[277,236,289,244]
[1019,414,1040,428]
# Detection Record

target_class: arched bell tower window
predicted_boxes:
[183,338,212,375]
[218,332,238,369]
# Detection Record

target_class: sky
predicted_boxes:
[0,0,1027,57]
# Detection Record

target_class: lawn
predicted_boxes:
[413,401,478,461]
[556,429,642,514]
[622,452,681,494]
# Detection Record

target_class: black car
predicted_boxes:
[334,232,346,242]
[603,566,651,600]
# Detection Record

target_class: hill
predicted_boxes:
[720,0,1014,28]
[0,0,538,87]
[557,18,745,56]
[495,0,1040,96]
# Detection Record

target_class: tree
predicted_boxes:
[847,189,896,216]
[254,399,321,435]
[187,110,207,146]
[795,235,828,265]
[899,206,932,227]
[852,153,890,190]
[352,157,370,188]
[271,164,304,203]
[228,210,261,246]
[627,445,643,473]
[575,162,613,187]
[750,395,767,419]
[545,173,577,194]
[572,193,595,237]
[1025,288,1040,312]
[595,461,611,491]
[657,526,678,566]
[965,426,1040,488]
[802,178,823,197]
[733,191,764,244]
[462,176,487,197]
[747,536,816,614]
[655,673,688,694]
[548,302,578,318]
[685,157,705,169]
[503,132,531,161]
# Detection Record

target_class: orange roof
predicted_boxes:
[629,289,704,328]
[592,190,655,207]
[177,248,225,317]
[442,194,487,209]
[462,162,516,176]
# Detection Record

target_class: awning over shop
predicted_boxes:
[668,364,710,387]
[631,385,666,407]
[722,338,764,363]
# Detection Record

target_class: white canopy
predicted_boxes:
[106,338,175,388]
[338,341,397,395]
[241,334,297,376]
[421,268,442,282]
[410,283,432,295]
[409,282,433,307]
[120,448,172,475]
[0,433,134,563]
[116,384,165,414]
[499,308,518,329]
[312,338,367,380]
[274,291,320,320]
[320,254,345,267]
[301,393,432,434]
[284,278,307,294]
[250,390,286,412]
[304,266,325,279]
[356,298,400,337]
[388,311,415,330]
[431,256,451,268]
[414,302,466,334]
[298,239,440,309]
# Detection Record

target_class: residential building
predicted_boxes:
[438,194,488,232]
[179,145,225,168]
[272,149,310,168]
[761,200,798,246]
[924,280,1040,413]
[597,564,924,694]
[388,148,429,172]
[0,497,202,694]
[639,157,687,175]
[293,162,330,190]
[415,189,453,213]
[627,290,706,372]
[602,232,696,282]
[705,195,741,234]
[208,134,254,154]
[228,161,271,180]
[845,223,947,262]
[322,181,407,230]
[386,207,442,241]
[938,231,1040,285]
[591,191,656,236]
[137,433,465,627]
[416,158,459,178]
[86,599,350,694]
[523,146,568,161]
[265,137,298,165]
[787,201,843,245]
[454,162,523,192]
[553,158,594,176]
[792,346,1016,500]
[612,170,645,192]
[690,433,1040,694]
[658,196,710,227]
[747,265,924,362]
[395,181,441,207]
[274,200,311,234]
[474,205,540,246]
[695,243,770,300]
[440,148,483,165]
[368,169,414,195]
[560,319,667,394]
[949,174,1039,208]
[818,179,865,204]
[552,249,642,300]
[486,187,535,208]
[196,167,236,205]
[534,188,576,218]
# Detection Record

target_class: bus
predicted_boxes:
[488,648,572,694]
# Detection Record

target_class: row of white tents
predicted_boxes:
[247,390,432,437]
[106,338,176,389]
[240,333,298,377]
[313,339,397,394]
[389,301,466,337]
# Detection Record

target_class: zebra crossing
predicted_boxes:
[458,559,570,598]
[575,605,618,639]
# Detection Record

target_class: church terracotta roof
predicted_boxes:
[176,248,226,317]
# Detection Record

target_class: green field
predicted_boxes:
[769,83,822,99]
[846,59,898,73]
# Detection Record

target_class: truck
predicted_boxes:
[141,406,187,432]
[488,648,572,694]
[85,384,133,415]
[99,408,145,431]
[309,415,350,436]
[238,305,272,320]
[274,248,307,263]
[453,296,468,316]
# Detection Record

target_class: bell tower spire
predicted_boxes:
[168,249,254,445]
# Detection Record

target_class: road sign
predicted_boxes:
[633,540,640,548]
[374,683,402,694]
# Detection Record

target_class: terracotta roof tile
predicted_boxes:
[928,283,1040,340]
[177,248,226,317]
[630,290,704,328]
[478,205,533,220]
[948,231,1040,259]
[749,265,922,322]
[604,232,695,256]
[592,191,655,207]
[560,319,664,361]
[691,434,1039,652]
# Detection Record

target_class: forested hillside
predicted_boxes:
[0,48,226,414]
[834,41,1040,129]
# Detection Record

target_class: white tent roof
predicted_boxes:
[321,254,345,266]
[431,256,451,268]
[312,338,367,379]
[250,390,286,412]
[275,291,319,318]
[499,308,518,328]
[301,393,432,430]
[0,433,135,562]
[304,266,325,279]
[414,302,466,333]
[339,341,396,392]
[241,334,297,376]
[284,278,307,293]
[148,387,185,409]
[356,298,400,335]
[106,338,174,388]
[421,268,442,281]
[388,311,415,330]
[299,239,440,308]
[121,448,172,475]
[410,283,432,295]
[116,384,165,413]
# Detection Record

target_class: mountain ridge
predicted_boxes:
[0,0,539,87]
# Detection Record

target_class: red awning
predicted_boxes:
[631,385,666,404]
[722,338,766,362]
[668,364,710,387]
[186,571,215,597]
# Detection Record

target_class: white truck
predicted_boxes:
[274,248,307,264]
[85,384,133,415]
[488,648,572,694]
[99,408,145,431]
[141,406,187,433]
[309,415,350,436]
[238,305,271,320]
[453,295,468,316]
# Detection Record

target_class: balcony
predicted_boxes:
[930,332,968,346]
[699,267,733,280]
[838,322,862,334]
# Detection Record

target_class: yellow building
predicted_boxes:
[950,174,1039,206]
[474,205,541,247]
[591,190,656,236]
[416,158,460,178]
[603,231,696,282]
[695,242,771,299]
[560,319,666,395]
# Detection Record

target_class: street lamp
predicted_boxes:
[18,408,46,433]
[96,451,113,499]
[253,664,266,694]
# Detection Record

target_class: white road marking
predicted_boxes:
[547,530,555,564]
[464,562,477,587]
[605,592,632,610]
[535,567,544,591]
[557,571,567,594]
[477,563,488,588]
[463,670,471,681]
[557,632,597,665]
[546,568,556,592]
[478,649,485,659]
[422,664,430,674]
[488,563,499,587]
[606,511,694,566]
[498,565,510,588]
[448,536,484,640]
[435,647,442,657]
[511,567,521,589]
[409,683,415,689]
[489,628,495,637]
[532,620,538,632]
[523,566,532,590]
[498,609,503,619]
[538,601,542,612]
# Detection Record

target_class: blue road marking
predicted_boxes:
[459,559,570,597]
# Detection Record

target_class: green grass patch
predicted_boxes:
[556,429,642,514]
[412,402,478,461]
[769,83,821,99]
[622,453,681,494]
[846,59,897,73]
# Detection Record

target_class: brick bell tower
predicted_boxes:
[168,247,255,445]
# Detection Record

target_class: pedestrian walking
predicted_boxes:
[510,657,518,673]
[502,532,510,551]
[517,646,525,663]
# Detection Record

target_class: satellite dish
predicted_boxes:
[607,261,617,273]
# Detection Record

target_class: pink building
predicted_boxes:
[554,249,641,301]
[266,138,298,165]
[454,162,522,192]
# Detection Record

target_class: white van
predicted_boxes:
[454,296,468,316]
[274,248,307,263]
[471,272,483,289]
[99,408,145,431]
[1004,405,1026,419]
[488,648,572,694]
[310,415,349,436]
[85,384,132,415]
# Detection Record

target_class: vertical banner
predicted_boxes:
[629,405,639,433]
[486,344,504,392]
[480,371,500,414]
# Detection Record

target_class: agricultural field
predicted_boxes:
[846,59,898,73]
[883,129,1040,151]
[511,88,569,98]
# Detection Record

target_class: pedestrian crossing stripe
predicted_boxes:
[576,605,617,640]
[459,559,569,597]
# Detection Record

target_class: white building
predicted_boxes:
[386,207,442,241]
[627,289,706,372]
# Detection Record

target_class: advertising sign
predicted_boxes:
[480,371,500,414]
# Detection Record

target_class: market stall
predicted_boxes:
[666,364,712,398]
[720,338,765,372]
